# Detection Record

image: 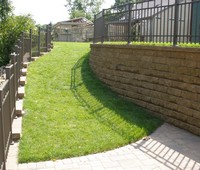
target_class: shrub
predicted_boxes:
[0,14,36,66]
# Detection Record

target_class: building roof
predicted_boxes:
[53,17,93,28]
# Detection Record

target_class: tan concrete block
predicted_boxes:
[166,58,181,66]
[176,106,193,117]
[170,111,188,122]
[23,62,29,68]
[187,117,200,128]
[171,81,195,93]
[137,87,151,96]
[193,78,200,86]
[157,51,172,58]
[164,102,178,111]
[176,98,192,108]
[20,76,26,86]
[180,59,197,68]
[143,50,157,57]
[191,109,200,120]
[158,78,172,87]
[12,116,22,141]
[153,105,169,116]
[146,102,162,113]
[150,98,165,107]
[181,91,198,101]
[188,125,200,136]
[153,56,167,64]
[155,63,169,72]
[16,99,23,116]
[21,68,27,76]
[140,81,154,90]
[119,48,133,55]
[167,87,181,97]
[18,86,25,99]
[190,101,200,111]
[180,75,196,84]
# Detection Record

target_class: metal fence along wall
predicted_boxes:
[31,25,52,57]
[94,0,200,45]
[0,25,52,170]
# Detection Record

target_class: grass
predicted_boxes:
[18,42,163,163]
[103,41,200,48]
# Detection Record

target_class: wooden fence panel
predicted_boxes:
[0,80,12,170]
[6,65,16,122]
[0,25,52,170]
[0,104,6,170]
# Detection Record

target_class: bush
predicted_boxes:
[0,14,36,66]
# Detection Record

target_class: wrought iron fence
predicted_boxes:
[0,24,52,170]
[31,24,52,57]
[94,0,200,45]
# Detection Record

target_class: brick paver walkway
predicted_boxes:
[7,123,200,170]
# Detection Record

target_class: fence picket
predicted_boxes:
[94,0,200,45]
[0,24,52,170]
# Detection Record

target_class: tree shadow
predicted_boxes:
[70,52,163,142]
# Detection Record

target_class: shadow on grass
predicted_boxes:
[71,52,163,142]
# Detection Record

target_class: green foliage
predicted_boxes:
[71,10,85,19]
[65,0,104,20]
[0,0,12,21]
[0,14,36,66]
[18,42,162,163]
[131,41,173,46]
[178,42,200,48]
[112,0,136,7]
[104,41,200,48]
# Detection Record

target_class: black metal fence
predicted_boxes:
[94,0,200,45]
[31,25,52,57]
[0,24,52,170]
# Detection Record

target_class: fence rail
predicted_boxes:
[94,0,200,45]
[0,24,52,170]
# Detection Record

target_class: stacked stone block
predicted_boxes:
[90,44,200,136]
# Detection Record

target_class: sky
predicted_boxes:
[11,0,115,25]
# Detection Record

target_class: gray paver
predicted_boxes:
[6,123,200,170]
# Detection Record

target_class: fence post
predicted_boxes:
[128,3,132,44]
[20,34,24,69]
[0,90,6,170]
[16,40,21,87]
[29,29,32,61]
[38,27,41,56]
[45,25,49,52]
[21,33,24,65]
[101,10,105,44]
[48,24,51,49]
[5,65,13,135]
[173,0,179,46]
[93,15,96,44]
[11,54,17,102]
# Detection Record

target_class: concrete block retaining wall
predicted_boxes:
[90,44,200,136]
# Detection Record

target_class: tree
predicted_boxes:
[65,0,104,20]
[0,0,36,66]
[112,0,136,7]
[0,0,36,65]
[0,0,11,21]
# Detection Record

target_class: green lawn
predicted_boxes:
[18,42,163,163]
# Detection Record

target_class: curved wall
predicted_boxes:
[90,44,200,136]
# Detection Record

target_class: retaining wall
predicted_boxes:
[90,44,200,136]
